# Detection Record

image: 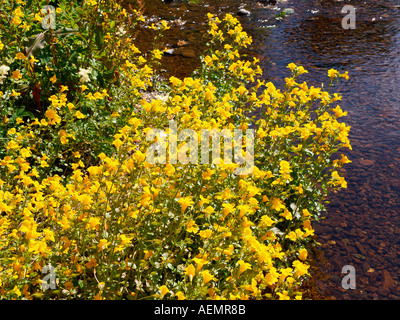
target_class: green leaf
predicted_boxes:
[95,26,104,51]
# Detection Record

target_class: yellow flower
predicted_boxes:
[202,168,214,180]
[222,203,235,218]
[286,231,297,242]
[285,77,295,87]
[176,291,186,300]
[281,208,292,220]
[332,105,348,118]
[85,217,101,230]
[144,250,153,259]
[328,68,339,78]
[293,260,309,277]
[277,290,290,300]
[298,248,308,261]
[11,70,22,80]
[238,260,251,275]
[113,139,123,149]
[169,76,182,87]
[186,220,198,233]
[303,220,314,237]
[287,63,297,72]
[74,111,86,119]
[203,206,214,216]
[119,234,133,246]
[11,286,21,297]
[260,214,275,227]
[199,229,213,239]
[204,55,213,66]
[98,239,110,251]
[85,257,98,269]
[193,257,208,272]
[11,89,21,97]
[164,163,175,176]
[86,0,98,6]
[237,85,247,96]
[339,154,351,165]
[271,198,285,211]
[202,270,217,284]
[297,66,308,75]
[45,108,61,124]
[15,52,26,60]
[152,49,163,60]
[159,285,169,297]
[97,282,105,290]
[279,160,292,176]
[43,228,55,242]
[341,71,350,80]
[19,147,31,158]
[223,245,234,256]
[30,55,39,64]
[185,264,196,281]
[178,196,194,213]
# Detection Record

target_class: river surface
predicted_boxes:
[128,0,400,299]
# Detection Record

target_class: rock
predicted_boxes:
[283,8,295,14]
[177,40,189,47]
[164,48,178,55]
[359,159,375,166]
[170,19,186,28]
[383,270,396,294]
[377,286,389,297]
[258,0,277,4]
[355,242,367,256]
[180,49,196,58]
[237,8,251,16]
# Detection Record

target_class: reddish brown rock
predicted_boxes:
[359,159,376,166]
[383,270,396,294]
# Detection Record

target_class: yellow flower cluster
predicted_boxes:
[0,4,351,300]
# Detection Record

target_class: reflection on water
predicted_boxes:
[129,0,400,299]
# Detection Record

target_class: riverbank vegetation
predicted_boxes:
[0,0,351,299]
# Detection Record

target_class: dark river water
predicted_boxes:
[128,0,400,299]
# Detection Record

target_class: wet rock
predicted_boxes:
[377,287,389,297]
[329,274,341,283]
[180,48,196,58]
[257,0,277,4]
[177,40,189,47]
[362,261,372,272]
[237,8,251,16]
[283,8,295,14]
[389,178,400,190]
[359,159,375,166]
[383,270,396,294]
[170,19,186,28]
[165,48,178,55]
[355,242,368,256]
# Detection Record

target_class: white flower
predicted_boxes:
[116,26,126,37]
[78,68,91,83]
[0,65,10,76]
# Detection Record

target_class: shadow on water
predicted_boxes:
[126,0,400,299]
